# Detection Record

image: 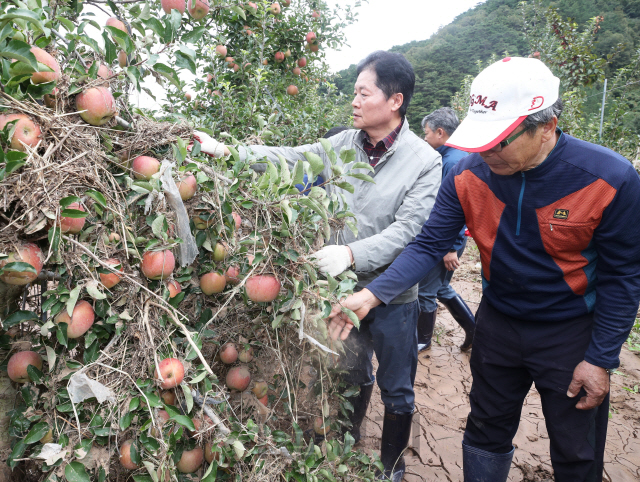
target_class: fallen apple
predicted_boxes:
[54,300,95,338]
[7,351,43,383]
[155,357,185,389]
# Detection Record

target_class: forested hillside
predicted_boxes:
[334,0,640,135]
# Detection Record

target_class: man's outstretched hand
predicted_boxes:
[566,360,610,410]
[189,131,230,158]
[326,289,381,341]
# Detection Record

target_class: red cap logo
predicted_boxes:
[529,96,544,110]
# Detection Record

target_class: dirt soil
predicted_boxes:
[356,240,640,482]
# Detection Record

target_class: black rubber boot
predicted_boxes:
[439,294,476,351]
[462,442,513,482]
[342,382,374,443]
[417,310,436,352]
[377,410,413,481]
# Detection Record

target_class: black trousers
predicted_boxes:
[340,300,419,414]
[464,299,609,482]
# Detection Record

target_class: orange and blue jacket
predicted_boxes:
[368,131,640,368]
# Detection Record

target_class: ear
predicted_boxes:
[436,128,446,138]
[388,93,403,113]
[540,117,558,142]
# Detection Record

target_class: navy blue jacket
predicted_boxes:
[438,144,468,251]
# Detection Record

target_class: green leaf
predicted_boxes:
[56,323,68,347]
[102,32,116,64]
[0,9,45,33]
[7,439,26,468]
[174,50,196,74]
[151,214,166,239]
[230,5,246,20]
[1,261,36,275]
[85,189,106,207]
[26,363,43,383]
[105,26,134,54]
[64,461,91,482]
[2,310,38,328]
[66,285,81,316]
[334,181,354,194]
[60,195,80,208]
[171,414,195,431]
[129,397,140,411]
[153,62,180,88]
[347,172,375,183]
[24,422,50,444]
[25,80,55,98]
[120,412,133,430]
[291,160,304,186]
[180,382,193,413]
[340,307,360,330]
[304,152,324,177]
[339,147,356,164]
[56,16,75,33]
[201,460,218,482]
[0,39,38,70]
[60,208,89,218]
[351,161,375,172]
[45,345,56,372]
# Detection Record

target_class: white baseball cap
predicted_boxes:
[446,57,560,152]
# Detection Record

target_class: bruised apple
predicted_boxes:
[226,365,251,391]
[141,250,175,280]
[119,440,139,470]
[55,300,95,338]
[7,351,43,383]
[252,381,268,399]
[131,155,160,180]
[177,447,204,473]
[0,242,44,285]
[100,258,123,288]
[155,357,184,389]
[59,202,86,234]
[238,345,253,363]
[245,275,281,302]
[200,272,226,295]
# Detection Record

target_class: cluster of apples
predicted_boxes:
[218,343,267,404]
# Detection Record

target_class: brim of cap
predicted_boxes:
[445,115,527,152]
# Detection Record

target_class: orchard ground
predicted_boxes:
[356,239,640,482]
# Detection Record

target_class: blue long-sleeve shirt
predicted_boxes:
[438,144,468,251]
[368,132,640,368]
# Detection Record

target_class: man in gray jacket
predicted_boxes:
[194,50,442,481]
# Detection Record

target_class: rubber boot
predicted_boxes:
[462,442,514,482]
[417,310,436,352]
[377,410,413,481]
[341,382,374,443]
[439,294,476,351]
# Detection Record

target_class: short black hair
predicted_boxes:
[356,51,415,117]
[323,126,349,138]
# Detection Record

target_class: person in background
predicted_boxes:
[192,51,442,482]
[325,57,640,482]
[417,108,475,352]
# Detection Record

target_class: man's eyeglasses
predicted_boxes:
[490,128,527,152]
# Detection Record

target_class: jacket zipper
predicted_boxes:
[516,172,525,236]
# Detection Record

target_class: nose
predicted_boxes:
[351,95,359,108]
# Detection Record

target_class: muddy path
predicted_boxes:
[356,240,640,481]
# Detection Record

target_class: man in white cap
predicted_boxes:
[325,57,640,481]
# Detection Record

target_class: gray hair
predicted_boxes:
[421,107,460,136]
[522,98,563,134]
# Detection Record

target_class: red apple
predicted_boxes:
[292,67,301,76]
[219,343,238,364]
[165,280,182,298]
[200,272,226,295]
[59,202,86,235]
[238,345,253,363]
[309,44,319,53]
[119,440,138,470]
[268,2,281,14]
[232,63,240,72]
[187,0,209,20]
[246,275,280,302]
[0,113,42,151]
[7,351,43,383]
[177,447,204,473]
[225,56,234,64]
[155,357,185,389]
[55,300,95,338]
[258,394,268,406]
[297,57,307,68]
[206,73,214,82]
[213,242,227,262]
[30,47,61,84]
[226,365,251,391]
[286,84,299,96]
[86,61,113,79]
[185,92,192,102]
[225,265,240,285]
[262,59,269,65]
[76,86,117,126]
[246,1,257,13]
[177,173,197,200]
[141,250,175,280]
[213,90,221,96]
[0,242,44,286]
[100,258,123,289]
[313,417,330,435]
[274,51,285,63]
[158,409,170,424]
[131,155,160,180]
[311,10,320,18]
[306,31,316,44]
[281,0,290,6]
[106,17,127,33]
[161,0,186,14]
[204,441,221,463]
[215,45,227,57]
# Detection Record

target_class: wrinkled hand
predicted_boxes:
[567,360,610,410]
[326,289,381,341]
[443,251,460,271]
[189,130,229,158]
[311,245,353,278]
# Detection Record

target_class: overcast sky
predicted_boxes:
[324,0,484,72]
